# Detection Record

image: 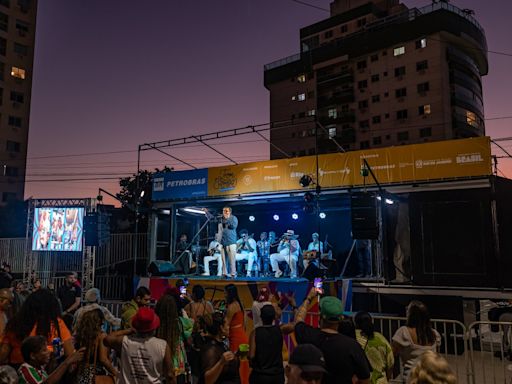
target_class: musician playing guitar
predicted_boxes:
[202,233,223,277]
[235,229,258,277]
[303,232,324,269]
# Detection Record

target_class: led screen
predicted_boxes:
[32,207,84,251]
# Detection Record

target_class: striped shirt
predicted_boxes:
[18,363,48,384]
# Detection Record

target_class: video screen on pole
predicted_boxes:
[32,207,84,251]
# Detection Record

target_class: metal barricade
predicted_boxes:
[467,321,512,384]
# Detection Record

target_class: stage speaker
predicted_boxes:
[302,264,323,281]
[148,261,179,276]
[351,192,379,239]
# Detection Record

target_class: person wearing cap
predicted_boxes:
[248,304,284,384]
[73,287,121,332]
[286,343,326,384]
[104,307,176,384]
[291,288,370,384]
[270,230,301,278]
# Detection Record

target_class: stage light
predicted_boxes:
[299,175,313,188]
[385,198,394,205]
[319,212,326,219]
[273,214,280,221]
[292,213,299,220]
[249,215,255,222]
[376,196,382,201]
[183,207,206,215]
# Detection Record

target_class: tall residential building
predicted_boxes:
[0,0,37,204]
[264,0,487,159]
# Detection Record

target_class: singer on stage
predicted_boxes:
[220,206,238,278]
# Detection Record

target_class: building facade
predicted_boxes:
[0,0,37,204]
[264,0,487,159]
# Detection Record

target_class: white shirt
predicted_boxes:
[119,335,167,384]
[208,240,222,255]
[307,241,323,253]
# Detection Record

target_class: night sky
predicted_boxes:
[25,0,512,204]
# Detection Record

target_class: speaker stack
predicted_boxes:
[351,192,379,240]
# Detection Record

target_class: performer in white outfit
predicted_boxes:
[270,230,300,278]
[235,229,258,277]
[203,233,223,276]
[304,232,324,269]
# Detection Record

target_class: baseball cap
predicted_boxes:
[131,307,160,333]
[289,344,327,373]
[319,296,343,320]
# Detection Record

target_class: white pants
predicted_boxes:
[235,251,258,276]
[270,251,298,278]
[222,244,237,277]
[203,253,223,276]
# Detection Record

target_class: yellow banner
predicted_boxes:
[207,137,491,196]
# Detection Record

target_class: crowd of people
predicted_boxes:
[0,269,457,384]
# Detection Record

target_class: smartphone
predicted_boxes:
[179,285,187,296]
[313,277,323,293]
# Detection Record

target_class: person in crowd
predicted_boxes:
[73,288,121,332]
[176,234,194,274]
[392,301,441,379]
[185,285,214,322]
[0,364,17,384]
[74,309,118,382]
[57,272,82,330]
[408,350,456,384]
[288,287,371,384]
[155,293,193,384]
[354,311,394,384]
[0,289,13,336]
[250,287,281,329]
[198,312,240,384]
[0,289,74,370]
[203,233,224,277]
[18,336,84,384]
[220,207,238,278]
[104,307,176,384]
[256,232,270,277]
[32,279,42,292]
[120,286,151,329]
[338,317,357,340]
[235,230,258,278]
[0,264,13,289]
[285,344,326,384]
[248,304,284,384]
[12,280,29,315]
[224,284,248,352]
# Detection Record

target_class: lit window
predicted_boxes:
[416,38,427,49]
[466,111,478,127]
[328,108,337,119]
[393,46,405,56]
[418,104,431,115]
[10,66,25,79]
[307,109,316,116]
[297,74,306,83]
[328,127,337,138]
[297,93,305,101]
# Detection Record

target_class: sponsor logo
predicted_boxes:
[153,177,164,192]
[263,165,278,169]
[319,168,351,176]
[290,171,305,178]
[456,153,483,164]
[214,170,237,191]
[264,175,281,181]
[243,175,253,185]
[242,167,258,171]
[166,177,206,188]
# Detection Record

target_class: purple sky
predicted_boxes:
[25,0,512,204]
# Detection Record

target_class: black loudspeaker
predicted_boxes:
[84,214,99,246]
[148,261,179,276]
[351,192,379,239]
[302,263,323,281]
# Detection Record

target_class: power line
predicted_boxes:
[289,0,329,12]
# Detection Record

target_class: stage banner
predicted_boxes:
[152,168,208,200]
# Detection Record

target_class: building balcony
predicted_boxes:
[452,119,484,138]
[451,93,483,119]
[450,69,482,94]
[317,71,354,86]
[317,91,355,108]
[318,111,356,125]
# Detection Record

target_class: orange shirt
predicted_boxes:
[29,318,72,351]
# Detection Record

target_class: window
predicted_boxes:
[373,136,382,145]
[416,60,428,71]
[297,74,306,83]
[324,30,333,39]
[340,24,348,33]
[466,110,478,127]
[372,116,381,124]
[385,113,390,119]
[2,192,16,202]
[0,12,7,31]
[371,95,380,103]
[307,91,314,99]
[4,166,18,177]
[393,46,405,56]
[396,109,408,120]
[395,88,407,98]
[371,74,380,82]
[394,66,406,77]
[307,109,316,116]
[0,87,2,105]
[418,104,431,115]
[15,19,28,35]
[383,71,388,77]
[417,82,430,93]
[0,62,4,80]
[419,127,432,138]
[358,80,368,89]
[0,37,5,56]
[357,60,367,70]
[328,127,337,138]
[341,104,349,112]
[360,140,370,149]
[328,108,337,119]
[382,50,387,56]
[359,120,369,130]
[416,38,427,49]
[384,92,389,97]
[8,115,21,127]
[10,91,23,103]
[357,18,367,27]
[358,100,368,109]
[10,66,25,79]
[298,112,305,118]
[6,140,20,152]
[292,93,306,101]
[13,43,28,56]
[370,54,379,62]
[397,131,409,141]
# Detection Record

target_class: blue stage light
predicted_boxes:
[319,212,326,219]
[273,214,279,221]
[249,215,255,222]
[292,213,299,220]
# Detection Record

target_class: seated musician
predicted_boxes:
[235,229,258,277]
[203,233,223,277]
[270,230,301,278]
[175,233,193,274]
[304,232,324,269]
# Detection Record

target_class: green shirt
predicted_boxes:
[120,300,138,329]
[356,329,394,384]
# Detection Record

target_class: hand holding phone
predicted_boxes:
[179,285,187,297]
[313,278,323,294]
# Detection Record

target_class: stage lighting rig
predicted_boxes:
[299,174,314,188]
